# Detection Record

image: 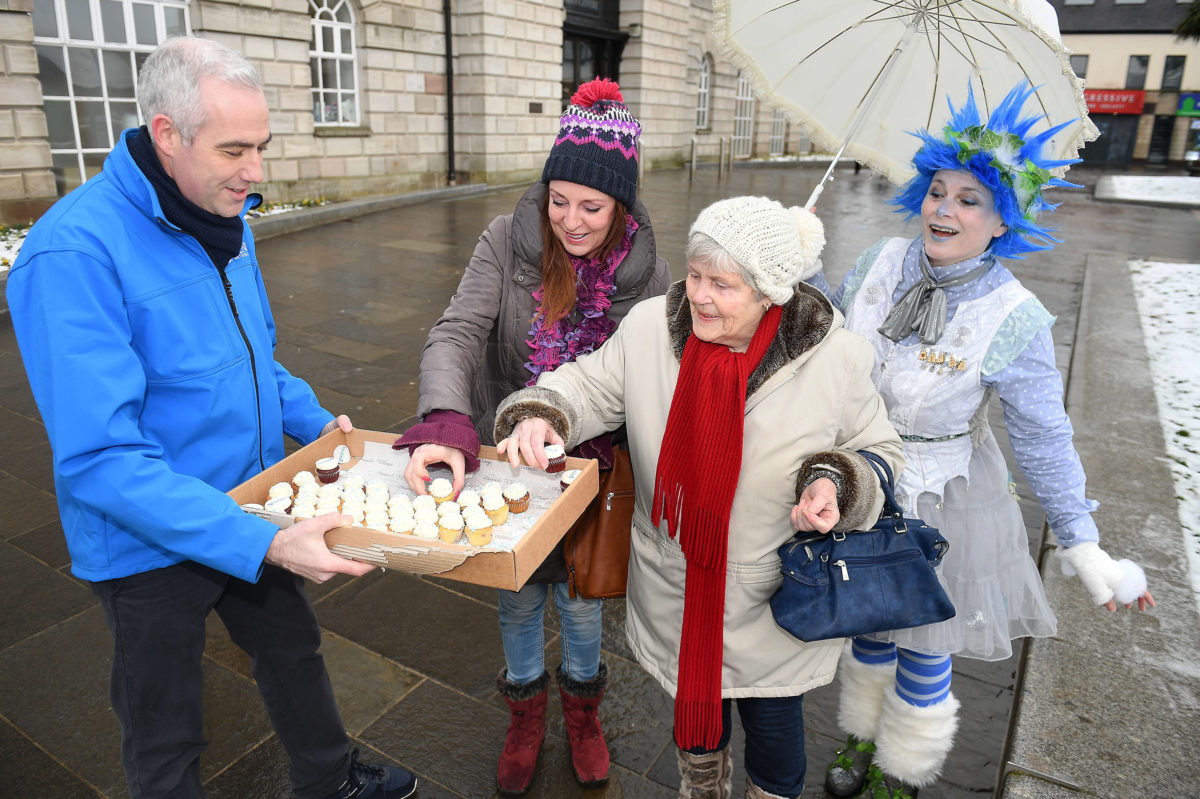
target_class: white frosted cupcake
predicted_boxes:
[265,496,292,514]
[389,515,416,536]
[465,515,493,547]
[412,494,437,513]
[364,478,389,495]
[437,500,462,518]
[457,488,481,509]
[364,513,390,532]
[314,457,339,484]
[428,477,454,504]
[268,482,294,501]
[340,474,365,493]
[483,492,509,525]
[438,513,465,543]
[414,507,439,526]
[388,495,413,514]
[292,470,317,490]
[503,481,530,514]
[412,520,439,540]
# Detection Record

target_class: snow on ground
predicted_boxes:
[1096,175,1200,207]
[1128,259,1200,612]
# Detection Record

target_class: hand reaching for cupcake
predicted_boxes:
[265,512,376,583]
[498,417,565,471]
[404,444,468,497]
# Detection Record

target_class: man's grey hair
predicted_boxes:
[684,231,767,302]
[137,36,262,145]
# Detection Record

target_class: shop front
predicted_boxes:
[1082,89,1145,166]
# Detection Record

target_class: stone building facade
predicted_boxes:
[0,0,805,224]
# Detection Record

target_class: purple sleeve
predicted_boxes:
[393,409,482,473]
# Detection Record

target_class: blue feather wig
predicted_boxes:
[893,83,1080,259]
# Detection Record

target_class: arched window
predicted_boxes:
[732,70,755,158]
[32,0,190,195]
[769,108,787,156]
[696,54,711,130]
[309,0,359,125]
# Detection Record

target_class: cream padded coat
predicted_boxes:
[496,282,904,698]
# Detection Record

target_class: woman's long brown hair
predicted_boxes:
[537,194,629,327]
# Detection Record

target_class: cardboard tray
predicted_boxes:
[228,429,599,590]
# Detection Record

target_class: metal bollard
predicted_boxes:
[718,138,726,180]
[690,137,697,182]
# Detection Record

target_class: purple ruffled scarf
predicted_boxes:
[524,215,637,385]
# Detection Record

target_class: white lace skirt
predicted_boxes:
[869,433,1058,660]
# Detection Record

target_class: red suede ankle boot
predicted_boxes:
[556,663,610,787]
[495,670,549,795]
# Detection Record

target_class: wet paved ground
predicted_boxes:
[1,162,1197,798]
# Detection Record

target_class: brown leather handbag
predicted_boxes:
[563,447,635,599]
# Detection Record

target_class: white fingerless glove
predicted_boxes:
[1058,541,1147,606]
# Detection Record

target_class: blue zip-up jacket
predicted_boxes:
[7,129,333,583]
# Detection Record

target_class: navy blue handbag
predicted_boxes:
[769,451,955,643]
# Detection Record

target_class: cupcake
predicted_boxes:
[437,500,462,519]
[389,515,416,536]
[364,513,390,533]
[559,469,582,493]
[264,496,292,514]
[388,495,414,514]
[503,481,530,514]
[412,520,439,540]
[543,444,567,474]
[340,474,365,494]
[268,482,294,501]
[414,506,440,526]
[314,457,339,484]
[295,482,319,501]
[428,478,454,505]
[465,512,493,547]
[483,492,509,525]
[412,494,437,514]
[292,470,317,490]
[456,488,481,509]
[437,513,465,544]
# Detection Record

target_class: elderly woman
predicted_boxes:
[493,195,903,799]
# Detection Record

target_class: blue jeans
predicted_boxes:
[497,581,602,684]
[679,695,806,797]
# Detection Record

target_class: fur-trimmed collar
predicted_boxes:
[665,280,836,397]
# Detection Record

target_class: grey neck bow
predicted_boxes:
[877,252,993,344]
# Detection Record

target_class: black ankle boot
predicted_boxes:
[824,735,874,797]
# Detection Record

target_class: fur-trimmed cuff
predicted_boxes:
[494,386,574,444]
[393,409,482,473]
[496,668,550,700]
[797,450,879,533]
[556,661,608,698]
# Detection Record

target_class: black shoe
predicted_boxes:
[858,766,919,799]
[326,749,417,799]
[824,735,874,798]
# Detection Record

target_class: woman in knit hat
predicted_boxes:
[394,78,669,794]
[819,83,1155,799]
[492,195,902,799]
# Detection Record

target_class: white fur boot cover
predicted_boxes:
[836,642,896,740]
[873,689,961,787]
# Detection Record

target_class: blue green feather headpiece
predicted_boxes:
[893,82,1080,259]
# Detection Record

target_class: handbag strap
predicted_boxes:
[857,450,904,519]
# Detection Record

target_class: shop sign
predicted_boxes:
[1084,90,1145,114]
[1179,94,1200,117]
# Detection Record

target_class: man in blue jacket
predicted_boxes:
[7,37,417,799]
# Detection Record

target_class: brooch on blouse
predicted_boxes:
[918,348,968,375]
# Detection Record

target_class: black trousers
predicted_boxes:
[91,562,350,799]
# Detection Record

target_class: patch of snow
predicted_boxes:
[1129,259,1200,613]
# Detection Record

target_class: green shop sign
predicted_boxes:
[1180,94,1200,117]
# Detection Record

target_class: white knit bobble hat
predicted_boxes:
[688,196,826,305]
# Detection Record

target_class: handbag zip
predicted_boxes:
[606,488,634,510]
[834,549,922,581]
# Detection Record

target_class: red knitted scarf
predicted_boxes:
[651,303,782,749]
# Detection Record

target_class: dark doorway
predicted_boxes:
[1147,114,1174,165]
[562,0,627,106]
[1082,116,1138,166]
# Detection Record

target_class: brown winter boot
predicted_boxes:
[556,663,610,787]
[495,669,550,795]
[676,746,733,799]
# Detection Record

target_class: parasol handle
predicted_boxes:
[805,140,849,211]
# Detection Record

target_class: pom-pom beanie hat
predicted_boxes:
[688,196,826,305]
[541,78,642,209]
